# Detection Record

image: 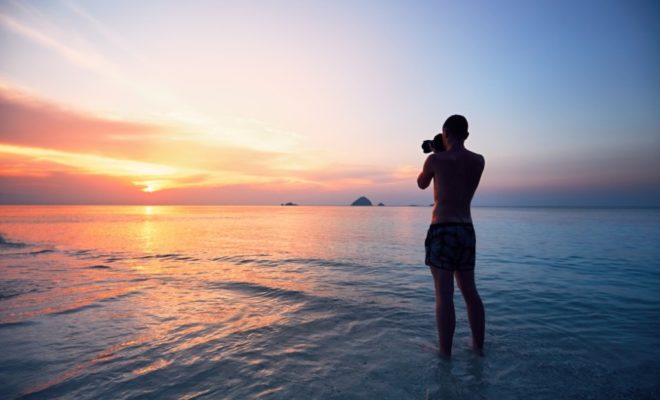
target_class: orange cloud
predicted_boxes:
[0,84,162,155]
[0,86,271,193]
[0,84,420,203]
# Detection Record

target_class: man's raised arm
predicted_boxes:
[417,154,434,189]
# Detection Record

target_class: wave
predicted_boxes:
[0,233,61,258]
[86,264,112,270]
[0,286,144,325]
[207,280,310,301]
[0,231,363,273]
[28,249,55,255]
[0,233,27,248]
[210,254,363,270]
[0,279,43,301]
[64,248,356,270]
[2,248,57,256]
[137,253,200,262]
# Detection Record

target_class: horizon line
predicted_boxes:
[1,203,658,209]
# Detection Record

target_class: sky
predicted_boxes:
[0,0,659,206]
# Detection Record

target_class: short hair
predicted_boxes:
[443,115,469,140]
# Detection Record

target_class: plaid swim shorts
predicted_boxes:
[424,222,476,271]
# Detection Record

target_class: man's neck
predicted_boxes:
[446,141,466,151]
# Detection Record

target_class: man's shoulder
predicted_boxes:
[427,152,445,163]
[466,150,485,163]
[432,151,452,160]
[436,149,483,161]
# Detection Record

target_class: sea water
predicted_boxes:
[0,206,658,399]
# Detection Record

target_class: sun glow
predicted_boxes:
[133,180,169,193]
[0,144,180,177]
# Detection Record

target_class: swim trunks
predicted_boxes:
[424,222,476,271]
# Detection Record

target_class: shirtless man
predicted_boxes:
[417,114,485,358]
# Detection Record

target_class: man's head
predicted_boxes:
[442,115,469,142]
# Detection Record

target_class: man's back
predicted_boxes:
[428,149,484,224]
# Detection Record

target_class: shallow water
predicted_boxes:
[1,206,659,399]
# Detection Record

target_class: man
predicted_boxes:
[417,114,485,358]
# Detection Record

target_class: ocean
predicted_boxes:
[1,206,659,399]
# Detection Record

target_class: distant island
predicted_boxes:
[280,202,298,206]
[377,202,385,207]
[351,196,373,206]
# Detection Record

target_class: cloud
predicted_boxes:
[0,84,162,155]
[0,84,415,202]
[0,171,151,204]
[0,84,305,172]
[0,85,277,192]
[0,11,117,76]
[62,0,136,57]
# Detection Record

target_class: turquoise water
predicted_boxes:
[1,206,659,399]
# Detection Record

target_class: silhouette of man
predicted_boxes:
[417,114,485,358]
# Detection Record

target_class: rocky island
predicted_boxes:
[350,196,373,206]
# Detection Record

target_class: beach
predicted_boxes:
[1,205,659,399]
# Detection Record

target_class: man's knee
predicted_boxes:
[456,275,464,291]
[455,270,475,288]
[438,287,454,301]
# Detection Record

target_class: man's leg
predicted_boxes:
[455,270,485,355]
[430,266,455,357]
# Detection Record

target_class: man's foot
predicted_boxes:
[439,344,452,359]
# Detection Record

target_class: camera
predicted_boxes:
[421,134,444,153]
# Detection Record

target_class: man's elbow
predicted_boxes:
[417,177,429,190]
